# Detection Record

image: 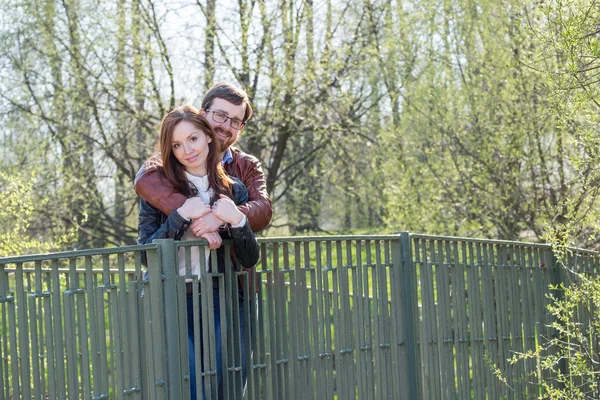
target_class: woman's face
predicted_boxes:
[171,120,212,176]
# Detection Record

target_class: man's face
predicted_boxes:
[202,98,246,151]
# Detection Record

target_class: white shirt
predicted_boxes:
[179,173,214,278]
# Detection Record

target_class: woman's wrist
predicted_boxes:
[229,212,246,228]
[176,207,191,221]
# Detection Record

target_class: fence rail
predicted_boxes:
[0,234,597,399]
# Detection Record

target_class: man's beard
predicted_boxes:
[214,126,235,149]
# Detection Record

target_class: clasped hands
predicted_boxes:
[177,195,244,250]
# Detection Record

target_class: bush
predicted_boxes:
[0,173,75,256]
[505,268,600,399]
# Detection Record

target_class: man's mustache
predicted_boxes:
[213,127,229,137]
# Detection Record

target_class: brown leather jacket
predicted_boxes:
[135,147,272,232]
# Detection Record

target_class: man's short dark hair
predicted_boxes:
[202,82,253,123]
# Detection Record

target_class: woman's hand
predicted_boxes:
[201,231,222,250]
[190,213,224,236]
[177,198,211,220]
[211,195,244,226]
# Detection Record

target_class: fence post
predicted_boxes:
[399,232,421,400]
[154,239,185,399]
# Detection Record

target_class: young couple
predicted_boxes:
[136,82,272,399]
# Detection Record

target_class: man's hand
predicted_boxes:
[201,231,222,250]
[190,212,224,236]
[177,198,211,220]
[212,195,244,226]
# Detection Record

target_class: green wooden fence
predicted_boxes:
[0,234,597,399]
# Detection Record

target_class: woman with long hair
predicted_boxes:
[138,105,258,399]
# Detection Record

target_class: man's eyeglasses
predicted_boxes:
[205,110,244,130]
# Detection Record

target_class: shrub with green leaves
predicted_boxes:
[506,269,600,399]
[0,173,75,256]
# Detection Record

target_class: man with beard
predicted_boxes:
[134,82,271,399]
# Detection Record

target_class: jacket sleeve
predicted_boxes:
[135,167,187,216]
[229,219,260,269]
[231,177,249,205]
[231,154,272,233]
[137,199,190,245]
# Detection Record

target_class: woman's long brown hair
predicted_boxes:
[157,105,233,203]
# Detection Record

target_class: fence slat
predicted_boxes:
[418,239,441,399]
[322,241,335,399]
[480,243,500,399]
[362,240,376,400]
[437,241,456,400]
[521,248,537,397]
[466,242,485,400]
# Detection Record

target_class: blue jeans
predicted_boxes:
[187,289,247,400]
